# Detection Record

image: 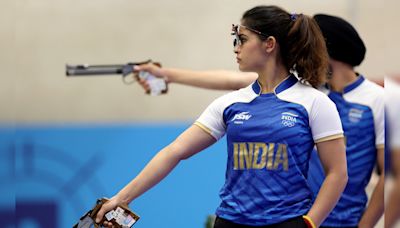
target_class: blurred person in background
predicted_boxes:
[96,5,347,228]
[135,14,384,228]
[384,77,400,228]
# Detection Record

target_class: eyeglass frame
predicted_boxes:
[231,24,270,47]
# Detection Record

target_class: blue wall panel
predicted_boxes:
[0,124,226,228]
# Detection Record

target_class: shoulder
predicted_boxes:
[196,84,258,140]
[345,77,384,109]
[278,81,334,114]
[281,82,343,141]
[208,84,257,111]
[359,78,384,96]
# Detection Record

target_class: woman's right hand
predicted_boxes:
[133,63,168,94]
[95,195,127,227]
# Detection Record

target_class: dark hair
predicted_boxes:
[242,5,328,88]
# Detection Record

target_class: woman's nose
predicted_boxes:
[233,46,239,54]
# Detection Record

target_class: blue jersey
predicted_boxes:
[195,75,343,226]
[308,75,385,227]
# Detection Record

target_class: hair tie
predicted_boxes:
[290,12,302,21]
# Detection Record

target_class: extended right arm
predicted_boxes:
[135,63,256,91]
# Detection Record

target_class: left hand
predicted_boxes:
[95,195,125,227]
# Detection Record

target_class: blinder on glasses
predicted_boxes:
[231,24,241,48]
[231,24,270,48]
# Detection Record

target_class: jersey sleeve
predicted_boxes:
[310,94,344,143]
[195,97,226,140]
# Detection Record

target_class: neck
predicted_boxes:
[328,62,358,92]
[257,60,289,93]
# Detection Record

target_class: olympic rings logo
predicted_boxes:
[282,120,296,127]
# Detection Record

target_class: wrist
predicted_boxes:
[115,191,132,206]
[302,215,317,228]
[161,68,172,83]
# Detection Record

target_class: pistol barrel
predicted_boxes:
[66,64,126,76]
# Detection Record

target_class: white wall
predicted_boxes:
[1,0,397,124]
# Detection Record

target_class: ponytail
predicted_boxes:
[242,6,329,88]
[284,14,329,88]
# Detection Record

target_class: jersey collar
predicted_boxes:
[343,74,365,94]
[251,74,298,95]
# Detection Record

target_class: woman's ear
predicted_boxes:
[264,36,277,53]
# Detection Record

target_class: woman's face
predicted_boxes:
[233,26,268,72]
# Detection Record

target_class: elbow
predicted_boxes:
[232,79,253,90]
[327,166,348,190]
[226,72,255,90]
[337,168,348,190]
[230,79,247,90]
[166,142,191,161]
[342,172,349,187]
